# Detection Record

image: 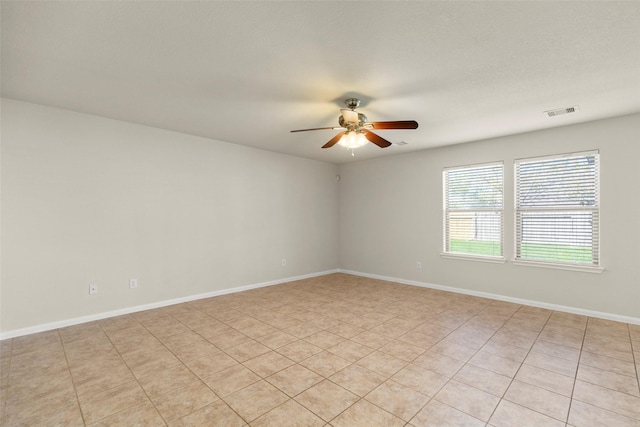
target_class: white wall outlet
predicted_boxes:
[281,258,287,267]
[129,278,138,289]
[89,283,98,295]
[416,261,422,270]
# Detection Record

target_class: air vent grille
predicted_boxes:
[545,105,580,117]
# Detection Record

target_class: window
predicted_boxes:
[443,163,504,259]
[515,151,599,267]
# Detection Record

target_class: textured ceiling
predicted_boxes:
[2,1,640,164]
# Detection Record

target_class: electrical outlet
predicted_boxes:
[89,283,98,295]
[416,261,422,270]
[129,278,138,289]
[281,259,287,267]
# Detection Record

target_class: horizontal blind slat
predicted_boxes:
[515,152,599,266]
[444,164,504,258]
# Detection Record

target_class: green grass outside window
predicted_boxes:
[449,239,593,264]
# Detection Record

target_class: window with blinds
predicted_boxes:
[443,163,504,258]
[515,151,599,266]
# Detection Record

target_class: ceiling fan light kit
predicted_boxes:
[338,131,368,149]
[291,98,419,153]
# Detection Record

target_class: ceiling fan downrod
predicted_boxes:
[344,98,361,110]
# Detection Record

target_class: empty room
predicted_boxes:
[1,1,639,426]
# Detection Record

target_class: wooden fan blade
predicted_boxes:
[362,130,392,148]
[322,132,344,149]
[370,120,418,130]
[291,127,342,133]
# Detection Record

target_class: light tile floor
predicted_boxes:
[1,273,639,426]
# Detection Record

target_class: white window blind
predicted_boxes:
[443,163,504,258]
[515,151,599,266]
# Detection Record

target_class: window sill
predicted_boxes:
[512,260,604,274]
[441,253,506,264]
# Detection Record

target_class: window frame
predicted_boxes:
[442,161,505,263]
[513,150,603,273]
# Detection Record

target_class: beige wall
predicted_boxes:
[2,99,638,336]
[338,113,640,319]
[0,99,339,333]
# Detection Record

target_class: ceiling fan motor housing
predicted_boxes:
[338,112,368,128]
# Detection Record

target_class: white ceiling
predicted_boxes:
[2,1,640,164]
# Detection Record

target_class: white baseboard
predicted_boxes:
[339,269,640,326]
[0,269,339,340]
[3,267,638,340]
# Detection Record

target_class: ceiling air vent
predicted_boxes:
[545,105,580,117]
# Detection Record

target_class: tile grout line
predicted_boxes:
[629,324,640,396]
[399,301,523,425]
[267,302,426,425]
[179,300,361,425]
[565,314,590,426]
[483,306,557,424]
[264,300,379,425]
[574,323,640,401]
[353,306,463,424]
[277,301,394,422]
[157,303,291,424]
[144,307,254,426]
[94,318,171,426]
[206,300,320,425]
[58,329,89,426]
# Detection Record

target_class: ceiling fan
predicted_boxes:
[291,98,418,150]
